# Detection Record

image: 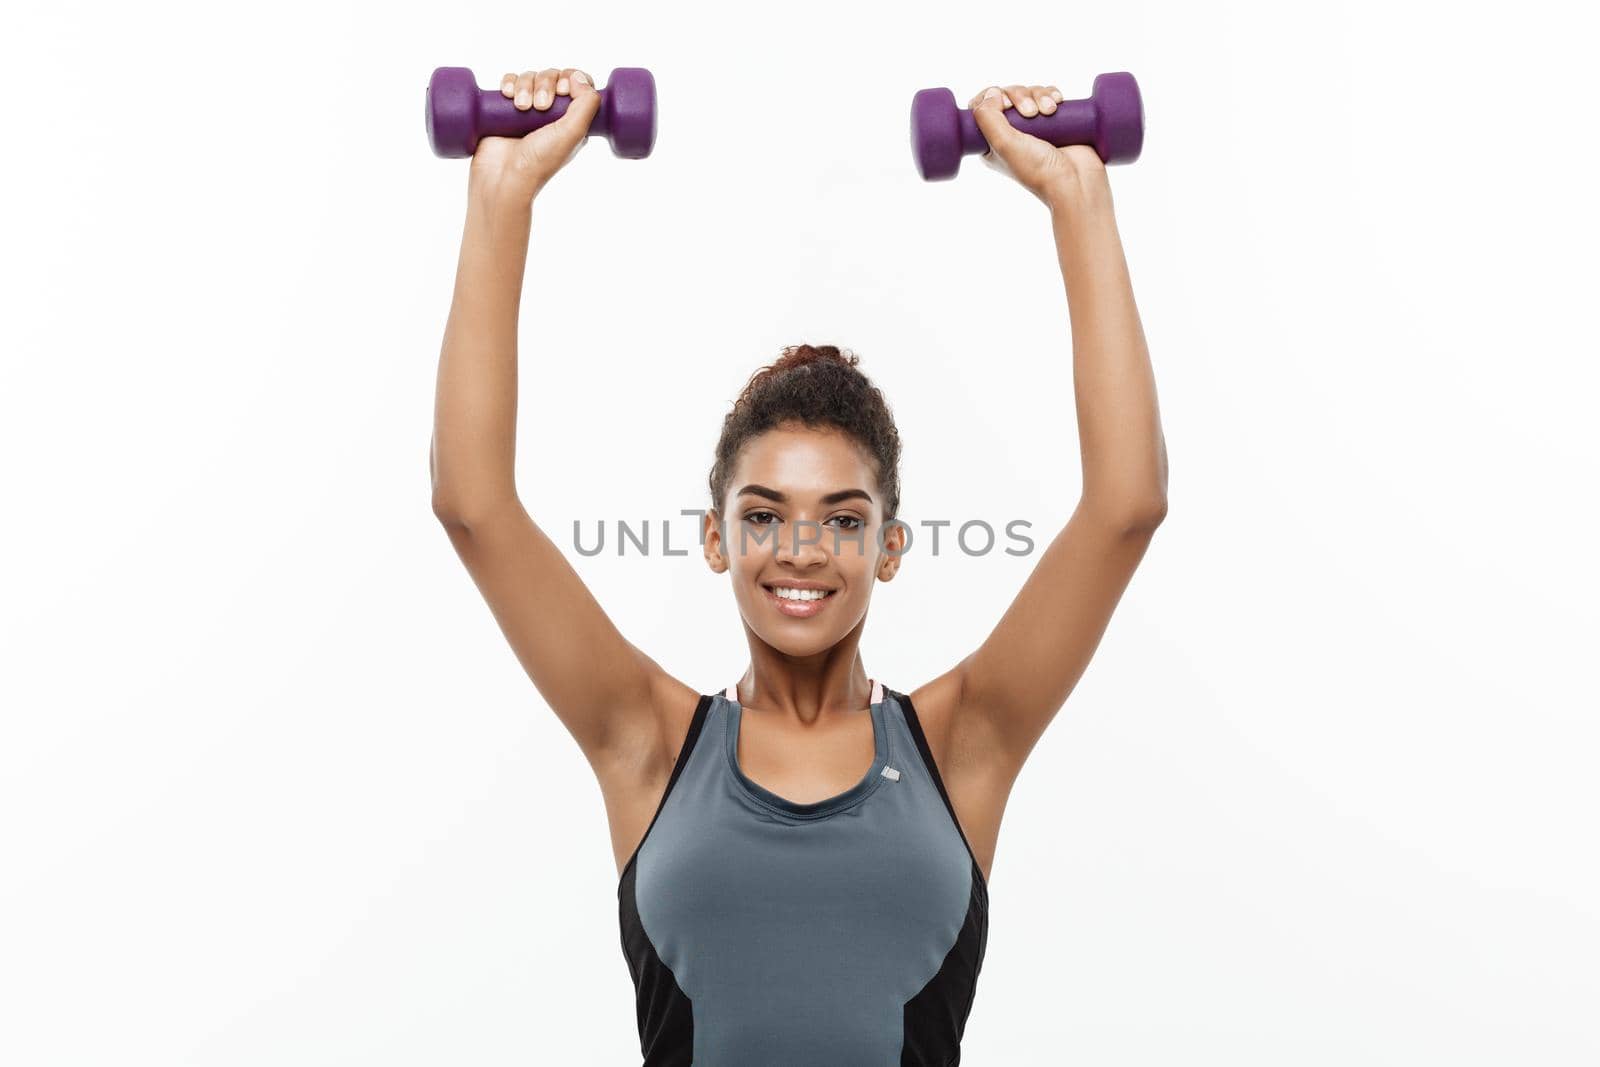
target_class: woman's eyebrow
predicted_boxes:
[736,484,874,506]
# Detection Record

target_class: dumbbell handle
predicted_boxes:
[470,90,615,140]
[965,98,1099,155]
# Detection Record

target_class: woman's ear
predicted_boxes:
[877,519,906,581]
[703,509,729,573]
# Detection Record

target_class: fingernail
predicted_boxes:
[574,72,591,86]
[1020,99,1037,116]
[516,90,531,107]
[556,78,569,94]
[982,87,998,101]
[534,89,550,107]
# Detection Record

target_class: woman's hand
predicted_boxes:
[469,66,602,202]
[969,83,1111,209]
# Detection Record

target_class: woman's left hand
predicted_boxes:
[969,83,1111,208]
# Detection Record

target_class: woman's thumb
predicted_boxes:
[969,87,1015,157]
[567,70,601,115]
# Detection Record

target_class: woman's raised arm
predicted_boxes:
[915,84,1170,855]
[429,67,691,794]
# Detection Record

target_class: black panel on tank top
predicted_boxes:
[890,687,990,1064]
[616,694,710,1065]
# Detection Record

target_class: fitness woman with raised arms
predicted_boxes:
[430,64,1168,1066]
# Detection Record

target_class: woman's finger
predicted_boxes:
[1035,85,1056,115]
[1007,84,1036,117]
[500,72,516,98]
[532,67,561,110]
[514,70,537,110]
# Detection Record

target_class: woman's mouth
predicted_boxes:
[762,583,838,619]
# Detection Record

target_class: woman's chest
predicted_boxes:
[633,727,976,988]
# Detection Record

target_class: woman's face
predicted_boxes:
[707,423,903,658]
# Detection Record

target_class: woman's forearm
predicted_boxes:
[1048,179,1168,525]
[430,179,536,521]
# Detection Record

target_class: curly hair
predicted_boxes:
[708,344,902,524]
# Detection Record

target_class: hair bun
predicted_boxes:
[769,344,860,374]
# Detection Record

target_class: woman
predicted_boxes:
[431,66,1168,1066]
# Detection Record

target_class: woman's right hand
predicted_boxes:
[469,66,601,201]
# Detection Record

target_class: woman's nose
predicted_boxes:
[773,519,831,562]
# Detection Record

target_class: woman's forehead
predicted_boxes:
[739,423,865,459]
[732,430,875,488]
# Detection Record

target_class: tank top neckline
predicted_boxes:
[719,678,891,820]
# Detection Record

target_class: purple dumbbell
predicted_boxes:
[910,71,1144,180]
[426,66,657,159]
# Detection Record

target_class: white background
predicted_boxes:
[3,1,1597,1063]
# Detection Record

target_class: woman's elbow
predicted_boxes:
[1116,495,1168,535]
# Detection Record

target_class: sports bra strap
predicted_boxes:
[724,679,883,705]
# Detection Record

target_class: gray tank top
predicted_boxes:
[617,679,990,1065]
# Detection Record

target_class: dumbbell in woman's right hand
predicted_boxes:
[455,67,599,199]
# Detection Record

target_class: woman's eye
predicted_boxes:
[742,512,862,530]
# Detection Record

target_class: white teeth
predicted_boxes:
[771,586,831,601]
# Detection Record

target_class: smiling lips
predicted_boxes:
[763,583,837,619]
